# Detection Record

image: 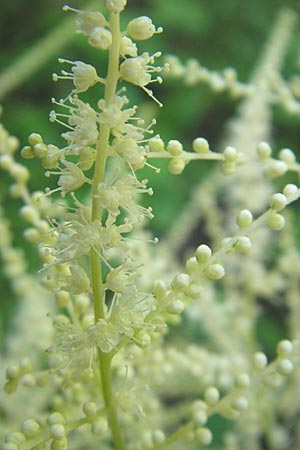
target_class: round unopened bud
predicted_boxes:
[237,209,253,227]
[193,400,207,412]
[184,283,203,299]
[9,183,24,198]
[277,340,293,356]
[20,205,39,223]
[204,386,220,405]
[231,396,248,411]
[279,148,295,163]
[276,359,293,376]
[194,428,213,445]
[220,161,236,175]
[10,164,30,182]
[47,413,66,425]
[153,429,165,445]
[167,140,183,156]
[264,160,288,178]
[185,256,198,274]
[50,424,65,440]
[283,183,298,197]
[195,244,212,264]
[257,142,272,160]
[88,27,112,50]
[6,365,20,380]
[234,236,251,253]
[152,280,167,300]
[74,294,91,314]
[5,432,26,445]
[81,313,95,330]
[21,145,34,159]
[269,193,287,211]
[55,291,70,308]
[91,418,108,436]
[22,419,40,437]
[168,158,185,175]
[171,273,190,291]
[28,133,43,147]
[4,380,18,395]
[23,228,40,243]
[106,0,127,13]
[193,410,207,426]
[20,358,32,373]
[6,136,19,153]
[223,146,238,161]
[53,314,70,327]
[0,154,14,170]
[127,16,156,41]
[50,437,67,450]
[20,374,36,387]
[82,401,97,417]
[235,373,250,390]
[193,137,209,153]
[2,443,18,450]
[267,212,285,231]
[136,330,151,348]
[148,136,164,152]
[167,300,185,315]
[204,264,225,280]
[33,143,48,158]
[253,352,267,370]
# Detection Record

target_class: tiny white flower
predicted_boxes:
[120,52,164,106]
[88,27,112,50]
[127,16,162,41]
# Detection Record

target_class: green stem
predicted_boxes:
[90,10,126,450]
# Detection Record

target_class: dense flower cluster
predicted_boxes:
[1,3,300,450]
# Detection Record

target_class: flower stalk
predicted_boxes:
[89,9,126,450]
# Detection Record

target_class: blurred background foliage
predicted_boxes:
[0,0,300,349]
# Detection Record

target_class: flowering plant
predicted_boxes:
[1,2,300,450]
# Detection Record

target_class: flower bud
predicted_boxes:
[195,244,212,264]
[269,193,287,211]
[127,16,156,41]
[253,352,267,370]
[148,136,164,152]
[237,209,253,227]
[21,419,40,437]
[106,0,127,13]
[167,139,183,156]
[204,386,219,405]
[194,428,213,445]
[276,340,293,356]
[152,280,167,300]
[267,212,285,231]
[167,300,185,315]
[276,359,293,376]
[257,142,272,160]
[279,148,295,163]
[82,401,97,417]
[50,424,66,440]
[193,137,209,153]
[171,273,189,291]
[88,27,112,50]
[204,264,225,280]
[168,158,185,174]
[91,418,108,436]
